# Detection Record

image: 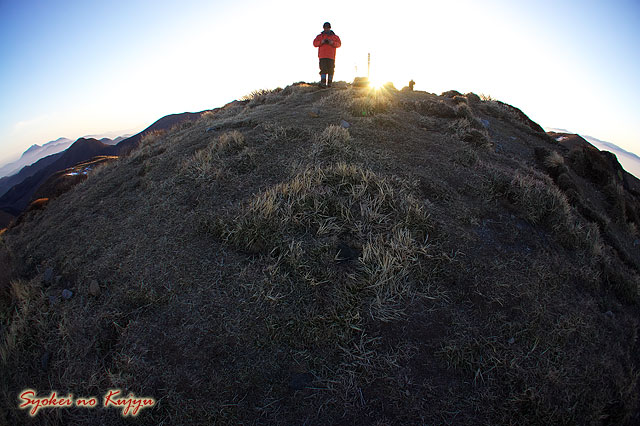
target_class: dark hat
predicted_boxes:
[323,22,331,28]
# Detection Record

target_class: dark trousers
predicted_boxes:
[319,58,335,75]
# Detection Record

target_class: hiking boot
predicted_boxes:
[319,82,327,88]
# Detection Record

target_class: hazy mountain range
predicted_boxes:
[0,112,204,226]
[0,135,130,179]
[0,137,73,178]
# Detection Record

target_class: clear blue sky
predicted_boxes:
[1,0,638,165]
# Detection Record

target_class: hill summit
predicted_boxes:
[1,82,639,424]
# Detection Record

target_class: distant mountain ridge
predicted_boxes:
[0,135,132,179]
[0,138,118,216]
[0,137,73,178]
[0,112,204,227]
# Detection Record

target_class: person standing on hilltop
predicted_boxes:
[313,22,341,88]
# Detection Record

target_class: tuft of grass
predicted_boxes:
[507,171,572,230]
[544,151,565,169]
[316,124,351,144]
[483,165,603,253]
[314,87,354,109]
[455,102,474,119]
[452,146,480,167]
[129,129,167,164]
[480,93,496,101]
[180,130,251,180]
[349,92,392,117]
[241,88,284,106]
[452,95,468,105]
[310,124,358,163]
[453,117,492,148]
[216,162,446,319]
[604,182,627,223]
[259,122,310,144]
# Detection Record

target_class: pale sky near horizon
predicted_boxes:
[0,0,638,165]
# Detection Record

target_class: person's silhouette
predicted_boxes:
[313,22,341,88]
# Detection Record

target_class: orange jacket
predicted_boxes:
[313,31,341,59]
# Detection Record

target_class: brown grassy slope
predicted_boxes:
[1,83,639,425]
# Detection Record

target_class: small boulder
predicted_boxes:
[41,351,51,370]
[61,289,73,300]
[340,120,351,129]
[309,107,321,118]
[43,268,54,286]
[89,280,100,297]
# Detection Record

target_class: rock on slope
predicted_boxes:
[1,83,639,425]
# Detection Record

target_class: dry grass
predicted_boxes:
[544,150,565,169]
[216,162,446,320]
[258,122,310,145]
[348,90,392,116]
[0,235,14,309]
[452,146,480,167]
[508,170,573,229]
[483,164,603,253]
[401,98,458,120]
[241,87,284,106]
[310,124,358,164]
[1,80,639,425]
[452,117,492,148]
[179,130,252,180]
[605,182,627,223]
[481,99,546,134]
[439,285,638,424]
[203,162,451,413]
